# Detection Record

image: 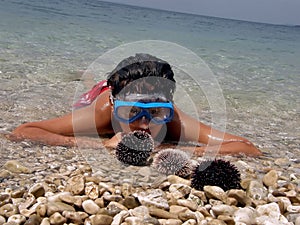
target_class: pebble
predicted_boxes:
[233,207,257,224]
[203,186,226,201]
[246,180,268,200]
[3,160,31,174]
[65,175,85,195]
[7,214,26,224]
[262,170,278,187]
[82,199,100,214]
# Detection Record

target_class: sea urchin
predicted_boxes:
[115,130,154,166]
[152,149,192,178]
[191,159,241,191]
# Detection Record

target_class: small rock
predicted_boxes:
[0,203,18,217]
[125,216,143,224]
[211,204,236,216]
[106,201,128,216]
[29,183,45,198]
[40,218,50,225]
[123,196,140,209]
[148,207,178,219]
[130,205,150,218]
[133,189,169,210]
[182,219,197,225]
[0,215,5,224]
[82,199,100,214]
[246,180,267,200]
[176,199,198,211]
[7,214,26,224]
[59,194,82,207]
[227,189,252,206]
[47,201,75,216]
[85,182,99,200]
[287,205,300,213]
[169,184,192,199]
[295,216,300,225]
[262,170,278,187]
[233,207,257,224]
[203,186,226,201]
[62,211,89,224]
[65,175,85,195]
[24,214,42,225]
[168,175,191,186]
[121,183,132,198]
[89,214,113,225]
[158,218,182,225]
[3,160,31,173]
[49,212,66,225]
[111,210,129,225]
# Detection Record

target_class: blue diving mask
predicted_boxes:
[113,100,174,124]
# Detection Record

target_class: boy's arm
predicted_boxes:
[172,105,262,156]
[8,92,112,148]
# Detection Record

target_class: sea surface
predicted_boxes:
[0,0,299,163]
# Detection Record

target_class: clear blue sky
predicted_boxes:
[104,0,300,25]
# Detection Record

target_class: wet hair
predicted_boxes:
[107,53,176,101]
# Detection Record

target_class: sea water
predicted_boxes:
[0,0,299,160]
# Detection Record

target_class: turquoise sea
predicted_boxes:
[0,0,299,160]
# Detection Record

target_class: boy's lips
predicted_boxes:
[138,128,151,134]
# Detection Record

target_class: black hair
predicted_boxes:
[107,53,176,101]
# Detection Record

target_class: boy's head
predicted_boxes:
[107,53,176,101]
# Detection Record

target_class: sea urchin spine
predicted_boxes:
[152,148,192,178]
[191,159,241,191]
[115,130,154,166]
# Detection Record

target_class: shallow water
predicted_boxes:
[0,0,299,177]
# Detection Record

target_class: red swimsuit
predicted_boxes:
[73,80,110,109]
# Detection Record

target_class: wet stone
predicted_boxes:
[0,203,19,218]
[46,201,75,216]
[133,189,169,210]
[7,214,26,224]
[65,175,85,195]
[106,201,128,216]
[23,214,42,225]
[82,199,100,215]
[263,170,278,187]
[3,160,31,174]
[89,214,113,225]
[62,211,89,224]
[29,183,45,198]
[246,180,268,200]
[49,212,66,225]
[203,186,226,201]
[85,182,99,200]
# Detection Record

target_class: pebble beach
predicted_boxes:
[0,133,300,225]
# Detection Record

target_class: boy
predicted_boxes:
[10,53,262,156]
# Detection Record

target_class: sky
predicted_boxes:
[103,0,300,25]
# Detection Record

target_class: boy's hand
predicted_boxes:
[103,132,123,149]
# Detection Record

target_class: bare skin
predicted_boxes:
[9,89,262,156]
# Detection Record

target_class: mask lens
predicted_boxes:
[149,107,171,122]
[117,106,141,119]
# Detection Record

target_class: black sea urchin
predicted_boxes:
[191,159,241,191]
[115,130,154,166]
[152,149,192,178]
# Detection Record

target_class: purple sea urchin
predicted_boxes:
[115,130,154,166]
[152,149,192,178]
[191,159,241,191]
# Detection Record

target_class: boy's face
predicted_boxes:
[111,93,171,141]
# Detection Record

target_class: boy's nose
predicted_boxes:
[138,116,150,128]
